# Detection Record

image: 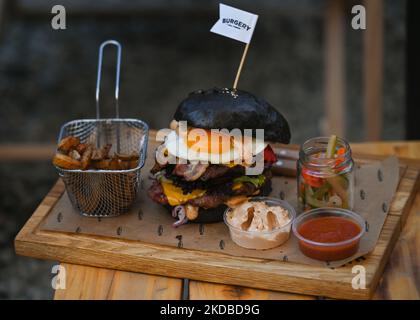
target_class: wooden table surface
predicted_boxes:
[53,141,420,300]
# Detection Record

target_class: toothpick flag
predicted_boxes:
[211,3,258,44]
[210,4,259,89]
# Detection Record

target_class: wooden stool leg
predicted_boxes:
[405,0,420,140]
[324,0,346,138]
[364,0,384,141]
[0,0,5,35]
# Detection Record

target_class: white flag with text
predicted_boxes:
[210,4,258,44]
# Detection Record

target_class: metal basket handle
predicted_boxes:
[95,40,122,119]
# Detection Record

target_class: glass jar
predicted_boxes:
[297,136,354,212]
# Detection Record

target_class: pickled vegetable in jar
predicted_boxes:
[297,136,354,212]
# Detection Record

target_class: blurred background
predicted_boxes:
[0,0,413,299]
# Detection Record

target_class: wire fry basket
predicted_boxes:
[55,40,149,217]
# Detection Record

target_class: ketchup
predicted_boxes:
[297,216,362,261]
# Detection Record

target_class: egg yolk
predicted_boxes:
[187,129,233,155]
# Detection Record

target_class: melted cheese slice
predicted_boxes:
[225,162,237,168]
[161,181,206,206]
[232,182,243,191]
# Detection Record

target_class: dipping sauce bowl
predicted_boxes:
[292,208,365,261]
[224,197,296,250]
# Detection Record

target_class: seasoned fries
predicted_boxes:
[115,152,139,161]
[80,144,93,170]
[69,149,81,161]
[53,135,139,170]
[57,136,80,153]
[91,144,112,160]
[53,153,81,170]
[91,159,111,170]
[75,143,88,155]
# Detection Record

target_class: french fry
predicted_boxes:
[69,149,81,161]
[115,152,139,161]
[91,144,112,160]
[53,153,81,170]
[57,136,80,153]
[92,159,111,170]
[91,150,101,161]
[81,145,93,170]
[128,159,139,169]
[113,159,139,170]
[109,157,121,170]
[75,143,88,155]
[113,152,139,169]
[102,144,112,158]
[117,160,129,170]
[54,136,139,171]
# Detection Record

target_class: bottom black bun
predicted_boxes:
[192,205,228,224]
[167,179,273,224]
[164,204,226,224]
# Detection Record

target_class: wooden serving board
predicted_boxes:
[15,139,420,299]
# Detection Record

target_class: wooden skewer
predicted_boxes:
[233,43,250,90]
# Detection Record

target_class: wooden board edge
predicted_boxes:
[388,167,420,222]
[15,237,371,299]
[399,168,420,227]
[15,220,379,300]
[359,215,402,299]
[14,179,64,242]
[366,215,402,299]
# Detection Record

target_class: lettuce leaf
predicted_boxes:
[233,175,266,188]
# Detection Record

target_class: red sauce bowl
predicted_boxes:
[292,208,365,261]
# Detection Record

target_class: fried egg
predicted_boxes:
[164,129,266,164]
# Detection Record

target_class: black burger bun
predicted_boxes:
[174,88,291,144]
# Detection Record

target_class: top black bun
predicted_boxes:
[174,88,291,143]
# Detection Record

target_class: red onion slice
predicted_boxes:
[172,205,188,227]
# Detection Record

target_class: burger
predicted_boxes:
[148,88,291,226]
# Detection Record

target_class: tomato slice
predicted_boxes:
[264,145,277,164]
[301,168,324,188]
